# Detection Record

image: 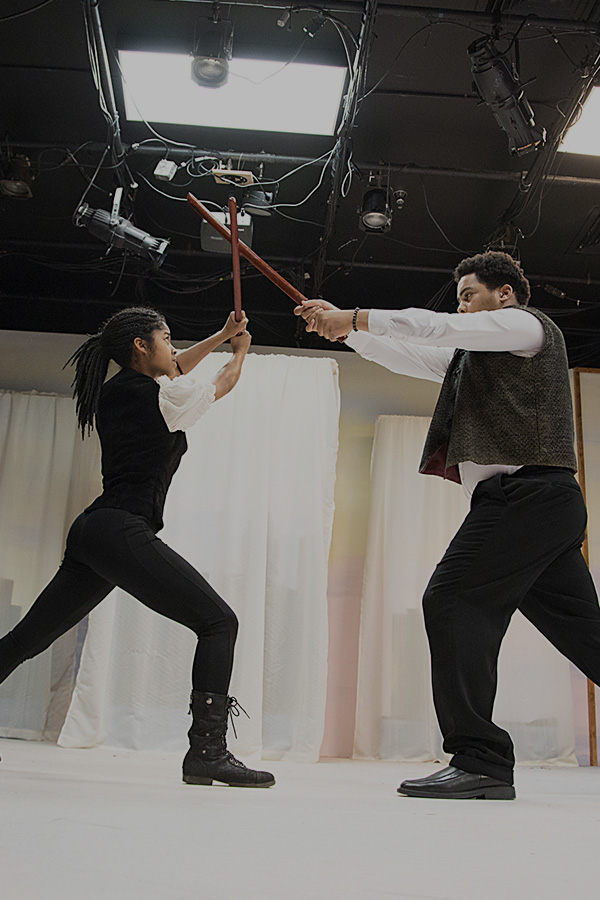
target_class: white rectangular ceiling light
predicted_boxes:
[559,86,600,156]
[118,50,347,136]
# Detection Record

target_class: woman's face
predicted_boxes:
[144,324,178,378]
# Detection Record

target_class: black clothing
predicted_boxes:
[183,691,275,786]
[86,368,187,533]
[423,466,600,784]
[420,308,577,482]
[1,366,238,698]
[4,509,238,693]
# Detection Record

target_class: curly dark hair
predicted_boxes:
[65,306,167,437]
[453,251,531,305]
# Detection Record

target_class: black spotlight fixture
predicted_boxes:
[191,16,234,88]
[303,13,327,38]
[468,36,546,157]
[75,192,170,267]
[0,154,34,199]
[360,187,392,232]
[243,184,278,217]
[358,174,406,234]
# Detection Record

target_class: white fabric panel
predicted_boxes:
[581,373,600,586]
[59,353,340,762]
[354,415,577,765]
[0,390,101,739]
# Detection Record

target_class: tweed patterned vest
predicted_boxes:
[419,306,577,483]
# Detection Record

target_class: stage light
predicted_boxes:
[303,13,327,38]
[468,36,546,157]
[243,185,277,217]
[75,203,170,266]
[358,174,405,234]
[191,17,234,88]
[359,187,392,232]
[0,155,34,199]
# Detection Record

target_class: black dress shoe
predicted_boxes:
[397,765,516,800]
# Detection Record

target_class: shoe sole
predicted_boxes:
[398,784,515,800]
[182,775,276,788]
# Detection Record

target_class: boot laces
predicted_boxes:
[224,751,247,769]
[226,696,250,739]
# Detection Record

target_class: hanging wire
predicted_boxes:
[228,37,309,84]
[420,178,474,254]
[486,33,600,245]
[110,46,196,149]
[0,0,56,23]
[426,278,456,311]
[71,144,110,223]
[274,209,324,227]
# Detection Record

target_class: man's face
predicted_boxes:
[456,273,514,313]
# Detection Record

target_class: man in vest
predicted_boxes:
[295,250,600,800]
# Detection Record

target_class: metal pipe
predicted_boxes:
[165,1,600,33]
[14,140,600,187]
[5,237,600,287]
[86,0,124,160]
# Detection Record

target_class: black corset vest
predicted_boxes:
[85,367,187,532]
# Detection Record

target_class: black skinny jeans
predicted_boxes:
[423,466,600,785]
[0,508,238,694]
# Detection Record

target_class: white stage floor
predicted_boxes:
[1,738,598,900]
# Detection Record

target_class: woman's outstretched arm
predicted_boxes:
[176,311,248,374]
[212,330,251,401]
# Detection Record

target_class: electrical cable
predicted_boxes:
[274,209,324,227]
[229,36,309,85]
[71,144,110,223]
[426,278,456,311]
[486,35,600,245]
[420,178,474,254]
[137,172,193,202]
[269,144,338,210]
[380,233,469,254]
[110,47,196,149]
[109,249,129,296]
[0,0,56,24]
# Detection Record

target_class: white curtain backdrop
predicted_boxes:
[0,389,101,740]
[0,353,340,763]
[354,415,577,766]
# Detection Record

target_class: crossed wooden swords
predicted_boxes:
[187,193,310,323]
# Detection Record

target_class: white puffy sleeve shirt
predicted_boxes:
[156,369,216,432]
[344,307,546,497]
[345,307,545,378]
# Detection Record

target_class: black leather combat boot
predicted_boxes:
[182,691,275,788]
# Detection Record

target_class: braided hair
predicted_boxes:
[66,306,167,437]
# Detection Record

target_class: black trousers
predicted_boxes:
[0,508,238,695]
[423,466,600,785]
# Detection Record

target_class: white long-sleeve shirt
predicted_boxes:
[345,307,546,497]
[156,368,216,432]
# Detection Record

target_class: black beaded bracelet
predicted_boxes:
[352,307,360,331]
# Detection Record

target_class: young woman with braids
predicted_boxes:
[0,306,275,788]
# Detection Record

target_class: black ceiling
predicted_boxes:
[2,0,600,364]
